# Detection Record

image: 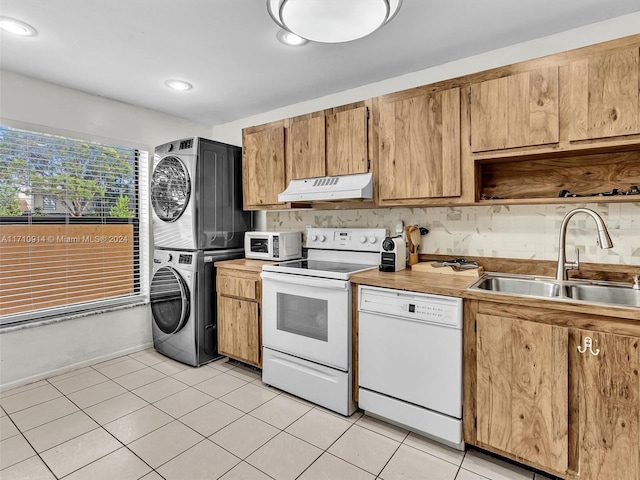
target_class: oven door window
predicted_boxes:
[277,293,328,342]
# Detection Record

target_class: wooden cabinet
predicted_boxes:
[242,122,286,210]
[466,300,640,480]
[217,266,262,367]
[567,47,640,142]
[242,103,369,209]
[475,313,568,474]
[470,67,559,153]
[326,106,369,176]
[289,115,326,180]
[377,87,461,204]
[288,104,369,181]
[240,35,640,209]
[572,329,640,480]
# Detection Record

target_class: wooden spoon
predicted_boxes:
[405,225,415,254]
[409,226,421,254]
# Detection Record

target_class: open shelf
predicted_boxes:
[476,150,640,203]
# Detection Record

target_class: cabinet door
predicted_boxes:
[242,126,286,208]
[476,314,568,473]
[326,106,368,176]
[568,47,640,141]
[289,116,326,180]
[470,68,559,152]
[218,296,260,366]
[574,329,640,480]
[378,88,461,201]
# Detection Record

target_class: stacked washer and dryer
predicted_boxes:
[150,137,251,366]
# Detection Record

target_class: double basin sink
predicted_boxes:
[468,273,640,308]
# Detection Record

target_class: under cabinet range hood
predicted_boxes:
[278,173,373,203]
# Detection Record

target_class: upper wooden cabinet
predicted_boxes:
[289,115,326,180]
[242,123,286,209]
[475,312,568,474]
[567,47,640,142]
[241,35,640,209]
[289,104,369,181]
[377,87,461,203]
[470,68,560,152]
[326,106,369,176]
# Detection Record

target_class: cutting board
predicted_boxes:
[411,262,484,277]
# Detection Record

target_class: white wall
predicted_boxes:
[0,71,215,390]
[210,12,640,146]
[0,70,214,151]
[0,306,151,389]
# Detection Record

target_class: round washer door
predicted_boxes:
[151,156,191,222]
[150,266,191,334]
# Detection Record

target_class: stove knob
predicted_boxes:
[359,235,367,244]
[310,234,317,241]
[368,235,377,244]
[318,235,326,242]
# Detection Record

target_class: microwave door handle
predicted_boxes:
[260,271,348,290]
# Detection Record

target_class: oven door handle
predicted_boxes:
[261,271,349,290]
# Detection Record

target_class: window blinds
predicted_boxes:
[0,126,149,326]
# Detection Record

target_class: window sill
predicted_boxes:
[0,300,150,334]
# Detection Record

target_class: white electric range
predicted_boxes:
[260,227,386,416]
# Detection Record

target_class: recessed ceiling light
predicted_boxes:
[276,29,308,47]
[164,79,193,91]
[0,17,37,36]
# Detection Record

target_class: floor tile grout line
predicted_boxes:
[354,417,410,444]
[0,380,51,400]
[397,438,467,470]
[40,425,128,479]
[3,353,543,480]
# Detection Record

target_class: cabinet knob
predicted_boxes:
[577,336,600,356]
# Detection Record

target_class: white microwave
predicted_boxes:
[244,231,302,261]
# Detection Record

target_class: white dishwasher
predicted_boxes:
[358,285,464,450]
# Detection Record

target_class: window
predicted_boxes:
[0,125,149,326]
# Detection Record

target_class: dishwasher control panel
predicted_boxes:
[358,286,462,328]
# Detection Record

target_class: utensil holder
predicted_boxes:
[408,253,419,266]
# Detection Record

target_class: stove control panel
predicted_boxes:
[306,227,387,252]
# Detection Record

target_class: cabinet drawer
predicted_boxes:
[218,275,258,300]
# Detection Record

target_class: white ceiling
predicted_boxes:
[1,0,640,126]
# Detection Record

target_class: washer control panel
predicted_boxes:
[153,249,197,272]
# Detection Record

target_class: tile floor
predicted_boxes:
[1,349,555,480]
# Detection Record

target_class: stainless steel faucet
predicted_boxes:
[555,208,613,281]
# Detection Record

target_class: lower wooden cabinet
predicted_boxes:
[465,300,640,480]
[216,266,262,367]
[573,329,640,480]
[476,313,568,474]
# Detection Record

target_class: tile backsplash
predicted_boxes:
[266,202,640,266]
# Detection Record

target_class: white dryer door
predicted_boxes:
[151,156,191,222]
[150,266,190,334]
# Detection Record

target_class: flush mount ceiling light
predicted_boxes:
[0,17,37,36]
[164,79,193,91]
[267,0,402,44]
